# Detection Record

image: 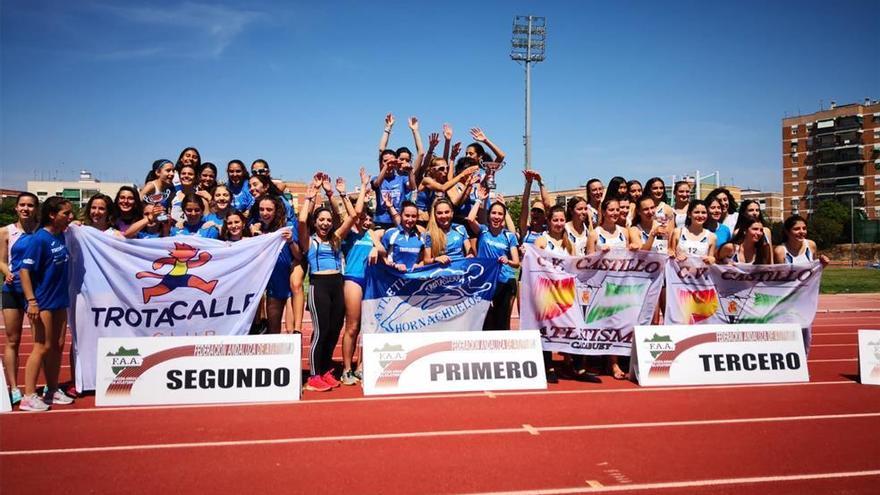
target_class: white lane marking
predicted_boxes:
[453,469,880,495]
[2,411,878,456]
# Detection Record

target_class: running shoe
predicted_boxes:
[304,375,332,392]
[546,368,559,384]
[573,369,602,384]
[10,388,22,406]
[353,369,363,381]
[19,393,50,412]
[340,370,359,386]
[43,388,75,406]
[322,371,341,388]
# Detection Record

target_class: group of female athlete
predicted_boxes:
[1,115,828,410]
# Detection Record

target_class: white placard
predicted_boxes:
[362,330,546,396]
[96,334,301,406]
[633,324,809,386]
[0,361,11,413]
[858,330,880,386]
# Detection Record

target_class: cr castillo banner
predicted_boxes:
[66,225,285,391]
[361,259,500,333]
[665,258,822,327]
[519,245,666,356]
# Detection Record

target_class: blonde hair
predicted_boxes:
[427,198,454,258]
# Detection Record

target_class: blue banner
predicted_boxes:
[361,259,500,333]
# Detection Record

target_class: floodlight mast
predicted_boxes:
[511,15,546,171]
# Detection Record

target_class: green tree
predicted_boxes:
[0,198,17,227]
[506,195,522,230]
[809,200,849,249]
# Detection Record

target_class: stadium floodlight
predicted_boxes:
[511,15,546,170]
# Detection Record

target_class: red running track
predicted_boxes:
[1,312,879,494]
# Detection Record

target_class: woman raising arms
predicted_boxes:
[423,198,472,265]
[518,170,552,247]
[298,177,362,392]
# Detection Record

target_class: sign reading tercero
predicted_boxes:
[632,324,809,386]
[96,334,301,406]
[362,331,546,396]
[858,330,880,386]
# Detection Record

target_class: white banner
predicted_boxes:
[66,225,285,391]
[96,334,301,406]
[362,331,546,395]
[633,324,809,386]
[858,330,880,386]
[664,259,822,327]
[519,246,666,355]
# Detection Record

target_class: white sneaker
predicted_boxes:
[44,388,74,406]
[19,393,50,412]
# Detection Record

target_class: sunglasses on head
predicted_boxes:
[254,168,269,176]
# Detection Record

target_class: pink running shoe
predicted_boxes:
[304,375,331,392]
[322,371,341,388]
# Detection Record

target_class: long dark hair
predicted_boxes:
[309,206,342,251]
[82,193,116,227]
[176,147,201,171]
[737,199,767,225]
[220,211,251,241]
[252,196,287,232]
[781,214,807,243]
[729,218,769,264]
[644,177,669,205]
[565,196,588,222]
[227,160,250,185]
[607,176,627,200]
[249,174,284,198]
[114,186,144,221]
[39,197,71,227]
[145,159,173,183]
[706,187,738,215]
[684,199,708,228]
[704,197,722,232]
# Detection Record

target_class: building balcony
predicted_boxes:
[810,116,864,136]
[815,147,864,165]
[810,132,862,150]
[813,163,865,178]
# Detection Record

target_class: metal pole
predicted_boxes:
[524,16,532,171]
[695,169,700,199]
[850,197,855,268]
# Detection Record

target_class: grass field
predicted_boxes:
[820,266,880,294]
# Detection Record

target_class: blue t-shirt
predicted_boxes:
[714,224,732,248]
[3,233,32,294]
[171,220,220,239]
[521,230,541,245]
[21,229,69,310]
[307,235,343,273]
[381,226,425,270]
[424,223,468,260]
[415,188,437,212]
[342,229,374,279]
[203,212,225,228]
[478,225,519,282]
[137,230,163,239]
[281,196,299,230]
[228,181,254,212]
[372,174,411,225]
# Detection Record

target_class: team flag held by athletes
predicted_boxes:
[361,258,500,334]
[519,245,666,356]
[66,225,286,391]
[665,259,823,327]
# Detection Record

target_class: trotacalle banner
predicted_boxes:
[66,225,285,391]
[361,259,500,333]
[664,258,823,327]
[519,245,666,356]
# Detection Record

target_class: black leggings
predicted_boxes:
[307,273,345,376]
[483,278,517,330]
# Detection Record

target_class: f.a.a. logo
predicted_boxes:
[373,343,407,368]
[644,334,675,358]
[107,347,143,375]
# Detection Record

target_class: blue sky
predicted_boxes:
[2,0,877,193]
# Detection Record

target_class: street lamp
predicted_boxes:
[511,15,546,171]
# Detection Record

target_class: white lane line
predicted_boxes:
[454,469,880,495]
[1,380,856,415]
[2,411,878,456]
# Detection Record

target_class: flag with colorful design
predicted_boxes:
[665,258,822,327]
[520,246,666,356]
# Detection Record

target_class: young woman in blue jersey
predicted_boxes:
[124,203,170,239]
[338,169,375,385]
[251,196,298,334]
[19,197,75,411]
[82,193,120,235]
[467,187,520,330]
[773,215,829,266]
[378,201,425,272]
[203,184,232,229]
[372,150,414,229]
[226,160,254,213]
[251,159,288,196]
[298,179,361,392]
[423,198,472,265]
[518,170,551,249]
[171,193,220,238]
[565,197,590,256]
[219,211,250,243]
[169,164,206,223]
[628,194,670,254]
[114,186,144,233]
[706,197,732,249]
[141,159,176,210]
[669,200,717,264]
[1,193,39,406]
[588,198,629,380]
[197,162,218,194]
[378,114,425,181]
[718,218,772,265]
[415,156,480,223]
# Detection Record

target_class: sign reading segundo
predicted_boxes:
[633,324,809,386]
[96,334,301,406]
[362,331,546,396]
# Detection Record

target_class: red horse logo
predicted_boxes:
[135,242,218,303]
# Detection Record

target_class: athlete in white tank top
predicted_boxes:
[565,222,589,256]
[5,224,23,260]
